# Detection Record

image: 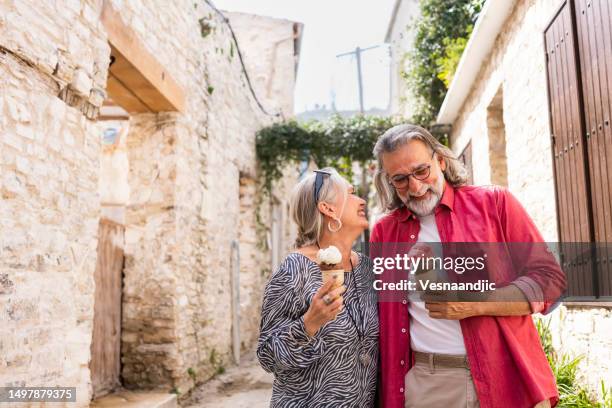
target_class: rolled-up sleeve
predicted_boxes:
[495,188,567,315]
[512,275,546,314]
[256,257,326,374]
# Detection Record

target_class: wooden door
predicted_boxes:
[90,218,125,397]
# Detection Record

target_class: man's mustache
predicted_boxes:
[406,186,433,200]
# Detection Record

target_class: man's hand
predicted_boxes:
[424,300,483,320]
[421,287,483,320]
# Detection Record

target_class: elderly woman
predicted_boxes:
[257,168,379,407]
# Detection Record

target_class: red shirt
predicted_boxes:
[370,182,565,408]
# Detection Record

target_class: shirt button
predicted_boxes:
[400,387,404,393]
[401,328,406,333]
[400,359,405,365]
[410,234,415,239]
[402,299,407,304]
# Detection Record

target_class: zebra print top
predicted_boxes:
[257,252,379,407]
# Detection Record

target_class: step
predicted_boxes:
[90,390,177,408]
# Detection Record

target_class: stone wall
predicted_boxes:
[548,306,612,398]
[227,12,300,118]
[449,0,559,240]
[107,0,299,397]
[1,0,299,405]
[0,0,109,405]
[448,0,612,398]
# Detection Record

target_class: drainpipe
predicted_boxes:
[230,240,240,365]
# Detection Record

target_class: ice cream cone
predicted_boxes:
[317,245,344,289]
[321,268,344,289]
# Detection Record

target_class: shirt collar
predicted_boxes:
[397,180,455,222]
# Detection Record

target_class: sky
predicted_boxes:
[213,0,396,114]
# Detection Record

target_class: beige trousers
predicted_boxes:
[404,360,552,408]
[404,361,479,408]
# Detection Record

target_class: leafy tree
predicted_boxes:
[436,25,473,87]
[402,0,484,126]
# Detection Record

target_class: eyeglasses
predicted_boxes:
[313,170,331,202]
[388,151,436,189]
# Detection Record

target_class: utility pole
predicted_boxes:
[355,46,364,113]
[335,44,388,255]
[337,44,382,114]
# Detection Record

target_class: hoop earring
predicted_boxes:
[328,218,342,232]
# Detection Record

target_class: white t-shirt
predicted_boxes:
[408,213,466,355]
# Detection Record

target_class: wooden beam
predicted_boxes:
[101,0,186,113]
[106,72,150,113]
[98,115,130,121]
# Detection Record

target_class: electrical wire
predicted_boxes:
[202,0,283,118]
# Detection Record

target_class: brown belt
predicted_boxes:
[413,351,470,369]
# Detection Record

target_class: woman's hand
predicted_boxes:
[303,278,346,337]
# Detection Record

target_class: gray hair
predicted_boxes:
[290,167,349,248]
[373,124,469,212]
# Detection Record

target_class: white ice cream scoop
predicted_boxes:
[317,245,342,265]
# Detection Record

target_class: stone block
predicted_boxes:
[69,67,92,97]
[15,156,31,174]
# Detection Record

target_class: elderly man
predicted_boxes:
[370,124,565,408]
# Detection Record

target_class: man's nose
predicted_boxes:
[408,176,423,194]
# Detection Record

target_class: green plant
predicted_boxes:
[208,348,226,377]
[187,367,197,381]
[435,25,472,87]
[255,115,401,195]
[255,120,312,193]
[209,348,219,365]
[199,16,214,38]
[402,0,484,126]
[536,318,612,407]
[601,382,612,408]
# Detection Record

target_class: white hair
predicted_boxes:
[373,124,469,211]
[290,168,349,247]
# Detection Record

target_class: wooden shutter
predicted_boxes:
[574,0,612,297]
[459,141,473,185]
[545,0,612,298]
[545,1,594,297]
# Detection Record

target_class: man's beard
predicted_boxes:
[401,176,445,217]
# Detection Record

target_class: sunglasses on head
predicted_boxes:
[313,170,331,203]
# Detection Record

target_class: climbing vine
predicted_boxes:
[255,115,402,195]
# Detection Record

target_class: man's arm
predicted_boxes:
[424,285,531,320]
[425,187,566,320]
[495,187,566,314]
